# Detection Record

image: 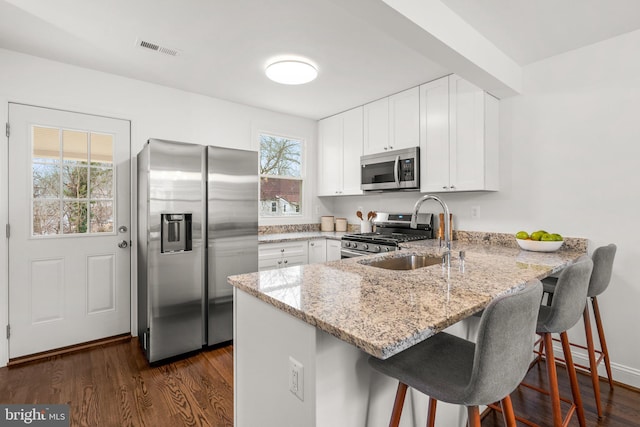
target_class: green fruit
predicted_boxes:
[551,233,563,241]
[540,233,555,241]
[530,231,545,241]
[515,231,529,240]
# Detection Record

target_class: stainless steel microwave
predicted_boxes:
[360,147,420,191]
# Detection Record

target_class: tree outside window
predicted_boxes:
[259,134,303,217]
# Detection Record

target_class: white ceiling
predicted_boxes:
[1,0,640,120]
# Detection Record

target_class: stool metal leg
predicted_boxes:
[467,406,481,427]
[592,296,614,388]
[427,397,437,427]
[561,331,586,427]
[583,304,603,417]
[389,382,408,427]
[500,395,517,427]
[543,333,563,427]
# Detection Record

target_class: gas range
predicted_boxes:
[341,212,434,258]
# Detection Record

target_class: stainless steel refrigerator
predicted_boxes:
[137,139,257,363]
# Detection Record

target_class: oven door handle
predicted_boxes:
[341,249,366,258]
[394,155,400,187]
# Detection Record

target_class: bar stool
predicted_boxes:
[368,281,543,427]
[542,243,617,418]
[531,257,593,427]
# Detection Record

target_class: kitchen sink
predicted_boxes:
[360,254,443,271]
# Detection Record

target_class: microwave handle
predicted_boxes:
[394,155,400,187]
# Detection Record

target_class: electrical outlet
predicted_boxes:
[289,357,304,401]
[471,206,480,219]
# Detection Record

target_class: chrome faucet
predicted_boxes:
[411,194,451,267]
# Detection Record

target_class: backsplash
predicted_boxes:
[258,223,360,234]
[259,224,320,235]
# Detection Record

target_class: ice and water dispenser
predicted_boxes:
[161,213,192,253]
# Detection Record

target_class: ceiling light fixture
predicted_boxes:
[265,60,318,85]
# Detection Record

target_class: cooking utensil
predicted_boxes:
[356,210,363,221]
[367,211,376,221]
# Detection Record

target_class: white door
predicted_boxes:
[7,103,131,358]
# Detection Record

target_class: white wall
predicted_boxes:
[332,29,640,387]
[0,48,327,366]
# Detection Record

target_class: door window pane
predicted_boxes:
[90,133,113,165]
[33,127,60,162]
[63,201,88,234]
[63,130,88,164]
[90,167,113,199]
[62,165,88,198]
[33,164,60,198]
[32,201,61,235]
[90,201,114,233]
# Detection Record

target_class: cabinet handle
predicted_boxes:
[280,248,285,253]
[389,145,393,149]
[450,185,456,190]
[277,260,282,265]
[284,260,288,264]
[383,146,388,150]
[442,186,448,190]
[310,243,314,246]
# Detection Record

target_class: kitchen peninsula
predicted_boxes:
[229,235,587,427]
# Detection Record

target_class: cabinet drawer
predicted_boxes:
[259,241,308,259]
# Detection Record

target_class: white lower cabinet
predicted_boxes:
[258,241,309,271]
[308,239,327,264]
[259,239,343,271]
[326,239,342,261]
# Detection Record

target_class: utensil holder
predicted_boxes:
[360,220,372,233]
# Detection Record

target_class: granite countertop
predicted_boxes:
[258,231,347,243]
[228,239,586,360]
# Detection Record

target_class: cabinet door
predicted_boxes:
[389,87,419,151]
[363,97,389,155]
[326,239,342,261]
[308,239,327,264]
[342,107,363,195]
[449,76,486,191]
[420,77,451,192]
[318,114,343,196]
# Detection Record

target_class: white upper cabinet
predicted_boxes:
[363,87,419,155]
[318,106,363,196]
[420,75,499,192]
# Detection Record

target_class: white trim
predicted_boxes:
[255,127,314,225]
[1,97,9,367]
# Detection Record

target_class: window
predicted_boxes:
[31,126,115,236]
[259,133,303,217]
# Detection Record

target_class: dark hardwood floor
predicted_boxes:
[0,338,638,426]
[481,358,640,426]
[0,338,233,427]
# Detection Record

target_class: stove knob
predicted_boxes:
[352,243,358,249]
[344,242,351,248]
[373,246,381,252]
[362,244,369,250]
[384,247,391,252]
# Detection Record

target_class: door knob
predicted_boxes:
[118,240,128,248]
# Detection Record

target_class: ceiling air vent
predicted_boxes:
[136,38,181,57]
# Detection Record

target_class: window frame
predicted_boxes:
[258,131,306,220]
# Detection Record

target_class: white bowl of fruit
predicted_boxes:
[515,230,564,252]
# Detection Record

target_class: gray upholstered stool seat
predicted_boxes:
[541,244,617,418]
[368,281,543,427]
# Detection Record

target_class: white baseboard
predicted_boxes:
[551,342,640,390]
